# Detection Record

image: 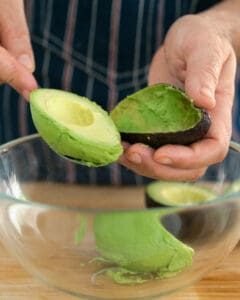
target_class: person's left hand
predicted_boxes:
[118,14,236,181]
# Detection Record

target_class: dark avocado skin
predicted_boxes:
[145,192,167,208]
[145,192,238,246]
[121,110,211,148]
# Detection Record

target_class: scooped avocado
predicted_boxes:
[145,181,216,208]
[94,210,194,284]
[30,89,123,167]
[110,84,211,148]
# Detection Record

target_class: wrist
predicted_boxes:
[199,1,240,57]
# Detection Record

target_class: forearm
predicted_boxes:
[200,0,240,58]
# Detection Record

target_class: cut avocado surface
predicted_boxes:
[30,89,123,167]
[110,84,211,148]
[93,210,194,284]
[145,181,216,208]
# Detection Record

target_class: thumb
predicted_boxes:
[0,1,35,72]
[184,49,225,110]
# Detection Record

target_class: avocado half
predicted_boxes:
[30,89,123,167]
[110,84,211,148]
[94,210,194,284]
[145,181,216,208]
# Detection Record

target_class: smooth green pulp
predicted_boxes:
[147,182,216,206]
[94,210,194,284]
[110,84,202,133]
[30,89,123,167]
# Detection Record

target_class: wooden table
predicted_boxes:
[0,183,239,299]
[0,237,239,300]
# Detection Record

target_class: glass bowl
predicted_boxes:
[0,134,240,300]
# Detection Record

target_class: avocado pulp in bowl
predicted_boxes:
[93,210,194,285]
[0,135,240,299]
[145,181,216,208]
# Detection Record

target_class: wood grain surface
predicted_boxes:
[0,183,239,300]
[0,241,240,300]
[0,242,239,300]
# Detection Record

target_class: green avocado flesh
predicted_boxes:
[30,89,123,167]
[110,84,202,133]
[94,211,194,284]
[146,182,216,207]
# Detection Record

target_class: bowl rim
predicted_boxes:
[0,133,240,213]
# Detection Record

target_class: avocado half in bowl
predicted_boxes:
[110,84,211,148]
[145,181,216,208]
[144,181,227,245]
[30,84,211,167]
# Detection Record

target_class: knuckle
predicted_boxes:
[126,144,142,154]
[216,145,228,162]
[5,60,17,84]
[215,135,230,163]
[0,49,16,84]
[201,63,219,85]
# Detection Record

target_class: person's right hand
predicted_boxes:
[0,0,37,99]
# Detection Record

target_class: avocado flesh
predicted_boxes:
[94,210,194,284]
[110,84,211,147]
[146,182,216,207]
[30,89,123,167]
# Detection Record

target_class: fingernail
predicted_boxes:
[156,157,172,165]
[22,90,30,100]
[128,153,142,164]
[18,54,34,72]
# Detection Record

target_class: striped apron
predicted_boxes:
[0,0,239,185]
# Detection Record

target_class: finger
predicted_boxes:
[148,46,183,88]
[184,44,228,110]
[153,138,227,169]
[0,46,37,98]
[153,105,231,170]
[119,143,207,181]
[153,51,236,169]
[0,0,35,72]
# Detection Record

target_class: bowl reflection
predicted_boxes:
[0,134,239,299]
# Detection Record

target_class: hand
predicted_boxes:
[0,0,37,99]
[119,14,236,181]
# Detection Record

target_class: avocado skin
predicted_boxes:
[144,182,220,244]
[145,193,166,208]
[120,110,211,148]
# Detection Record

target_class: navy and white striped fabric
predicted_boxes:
[0,0,238,185]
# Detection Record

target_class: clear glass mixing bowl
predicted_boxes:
[0,134,239,299]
